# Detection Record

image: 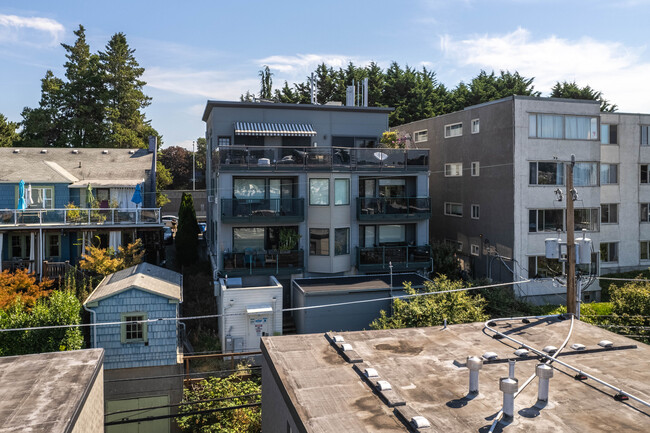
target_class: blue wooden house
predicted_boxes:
[83,262,183,370]
[0,147,163,279]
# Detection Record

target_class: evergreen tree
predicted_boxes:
[20,70,67,147]
[60,25,108,147]
[175,192,199,265]
[99,32,153,148]
[0,114,20,147]
[551,81,617,112]
[258,65,273,99]
[365,61,385,107]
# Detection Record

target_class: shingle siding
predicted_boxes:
[89,288,179,370]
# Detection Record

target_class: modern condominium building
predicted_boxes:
[395,96,650,303]
[203,101,431,306]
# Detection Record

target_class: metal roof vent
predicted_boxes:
[571,343,586,350]
[13,149,19,153]
[333,335,344,343]
[71,149,79,154]
[40,149,47,153]
[543,345,558,354]
[376,380,392,391]
[341,343,353,351]
[102,150,109,154]
[482,351,498,361]
[364,368,379,378]
[128,149,136,154]
[598,340,613,348]
[411,416,431,429]
[514,348,529,357]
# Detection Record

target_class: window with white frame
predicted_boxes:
[471,244,480,256]
[600,242,618,263]
[444,123,463,138]
[529,209,564,232]
[529,162,564,185]
[445,162,462,177]
[528,114,598,140]
[601,204,618,224]
[309,178,329,205]
[444,202,463,217]
[574,208,600,231]
[25,186,54,209]
[600,164,618,185]
[414,130,428,143]
[471,162,480,176]
[573,162,598,186]
[334,179,349,205]
[471,119,480,134]
[641,241,650,261]
[121,312,148,343]
[471,204,480,219]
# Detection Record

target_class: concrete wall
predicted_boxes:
[261,351,304,433]
[90,288,180,370]
[71,366,104,433]
[292,287,406,334]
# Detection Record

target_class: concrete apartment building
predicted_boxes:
[396,96,650,303]
[203,100,432,309]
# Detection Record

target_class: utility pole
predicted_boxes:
[566,155,577,315]
[192,140,196,191]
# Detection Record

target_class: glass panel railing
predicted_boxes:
[406,149,429,169]
[221,198,304,221]
[0,208,161,226]
[357,197,431,218]
[222,249,304,274]
[357,245,431,269]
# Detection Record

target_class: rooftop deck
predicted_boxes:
[0,208,162,229]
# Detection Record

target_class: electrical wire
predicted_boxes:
[597,276,650,282]
[0,279,532,333]
[104,366,261,383]
[104,393,261,417]
[104,402,261,426]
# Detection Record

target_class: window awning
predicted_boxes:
[234,122,316,137]
[246,305,273,315]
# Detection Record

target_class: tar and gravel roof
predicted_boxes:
[0,148,152,184]
[85,263,182,304]
[0,349,104,433]
[262,318,650,432]
[293,273,428,294]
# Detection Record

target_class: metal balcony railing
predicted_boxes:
[222,249,304,276]
[214,146,429,171]
[221,198,304,223]
[0,208,162,227]
[356,244,432,271]
[357,197,431,220]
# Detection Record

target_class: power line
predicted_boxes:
[596,276,650,282]
[0,279,532,333]
[104,402,261,426]
[104,366,261,383]
[104,393,261,417]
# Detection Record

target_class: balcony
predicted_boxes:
[357,197,431,221]
[215,146,429,172]
[356,245,431,272]
[222,249,304,276]
[0,208,162,228]
[221,198,304,223]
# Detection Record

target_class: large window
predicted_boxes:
[471,119,480,134]
[121,312,147,343]
[233,178,265,199]
[414,130,428,143]
[9,235,30,259]
[529,162,564,185]
[640,203,650,222]
[601,124,617,145]
[529,209,564,232]
[601,204,618,224]
[444,202,463,217]
[529,114,598,140]
[445,163,463,177]
[641,125,649,146]
[600,242,618,263]
[600,164,618,185]
[334,179,349,205]
[233,227,265,251]
[25,186,54,209]
[309,228,329,255]
[334,228,349,255]
[573,162,598,186]
[444,123,463,138]
[528,256,562,278]
[360,224,411,246]
[641,241,650,261]
[574,208,599,231]
[309,179,329,205]
[641,165,650,184]
[378,225,406,244]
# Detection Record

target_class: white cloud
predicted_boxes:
[0,14,64,47]
[257,53,369,76]
[144,67,259,100]
[440,28,650,113]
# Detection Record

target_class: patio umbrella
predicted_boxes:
[86,183,94,207]
[131,184,143,207]
[26,184,33,207]
[17,180,26,210]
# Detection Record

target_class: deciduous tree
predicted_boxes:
[0,269,52,310]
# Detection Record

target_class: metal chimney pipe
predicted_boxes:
[466,356,483,394]
[500,377,518,419]
[536,364,554,402]
[508,360,516,379]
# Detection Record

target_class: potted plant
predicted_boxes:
[65,203,82,223]
[279,227,301,253]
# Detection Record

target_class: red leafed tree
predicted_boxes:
[0,269,53,310]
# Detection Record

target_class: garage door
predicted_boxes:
[105,396,170,433]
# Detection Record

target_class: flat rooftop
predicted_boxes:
[262,318,650,432]
[0,349,104,433]
[294,273,427,294]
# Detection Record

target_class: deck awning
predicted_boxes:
[234,122,316,137]
[246,305,273,315]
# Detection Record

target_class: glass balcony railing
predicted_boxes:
[357,197,431,220]
[0,208,162,227]
[222,249,304,276]
[356,245,432,272]
[221,198,304,223]
[214,146,429,171]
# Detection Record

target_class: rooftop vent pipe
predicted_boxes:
[500,377,518,420]
[40,149,47,153]
[536,364,553,402]
[13,149,19,153]
[508,360,516,379]
[467,356,483,394]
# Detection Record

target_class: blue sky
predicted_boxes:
[1,0,649,149]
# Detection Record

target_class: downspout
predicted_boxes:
[83,303,97,349]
